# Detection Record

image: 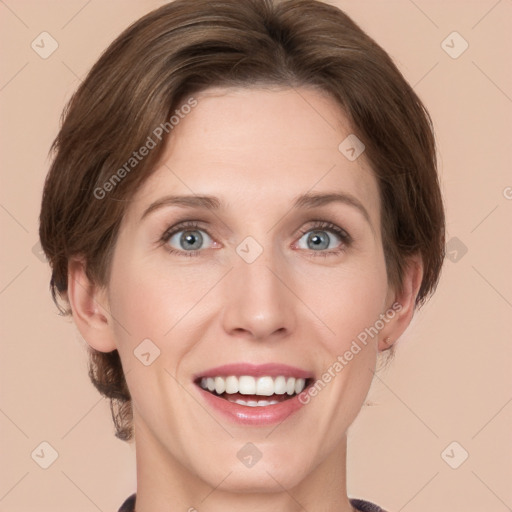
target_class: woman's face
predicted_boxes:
[101,86,402,492]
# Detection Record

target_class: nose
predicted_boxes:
[220,243,297,341]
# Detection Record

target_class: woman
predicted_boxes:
[38,0,445,510]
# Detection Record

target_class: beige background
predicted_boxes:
[1,0,511,511]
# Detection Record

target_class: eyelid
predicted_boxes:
[296,220,351,242]
[160,220,210,242]
[159,218,353,257]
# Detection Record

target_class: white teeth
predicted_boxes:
[214,376,226,394]
[286,377,296,395]
[225,375,238,394]
[239,375,256,394]
[199,375,308,396]
[295,378,305,394]
[229,398,280,407]
[256,376,274,396]
[274,376,287,394]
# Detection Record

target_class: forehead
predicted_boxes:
[125,86,380,228]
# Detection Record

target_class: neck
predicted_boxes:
[133,417,356,512]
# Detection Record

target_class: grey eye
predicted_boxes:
[297,230,341,251]
[168,229,212,251]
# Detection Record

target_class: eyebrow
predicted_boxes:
[140,192,373,229]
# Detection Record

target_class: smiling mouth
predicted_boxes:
[194,375,314,407]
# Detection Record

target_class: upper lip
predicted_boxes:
[193,362,314,381]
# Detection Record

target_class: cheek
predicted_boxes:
[296,256,388,343]
[108,253,201,339]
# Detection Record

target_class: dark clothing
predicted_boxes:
[118,492,388,511]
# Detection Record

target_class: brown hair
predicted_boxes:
[39,0,445,442]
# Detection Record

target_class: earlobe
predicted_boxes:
[67,256,117,353]
[378,254,424,352]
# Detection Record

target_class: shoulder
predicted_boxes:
[350,497,389,512]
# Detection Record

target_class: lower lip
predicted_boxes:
[196,384,310,426]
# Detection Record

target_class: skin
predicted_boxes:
[68,86,422,512]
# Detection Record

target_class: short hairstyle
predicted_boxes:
[39,0,445,441]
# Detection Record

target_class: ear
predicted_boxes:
[67,256,117,352]
[378,253,424,352]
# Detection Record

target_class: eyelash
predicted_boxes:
[159,220,352,258]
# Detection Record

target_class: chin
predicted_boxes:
[200,453,312,493]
